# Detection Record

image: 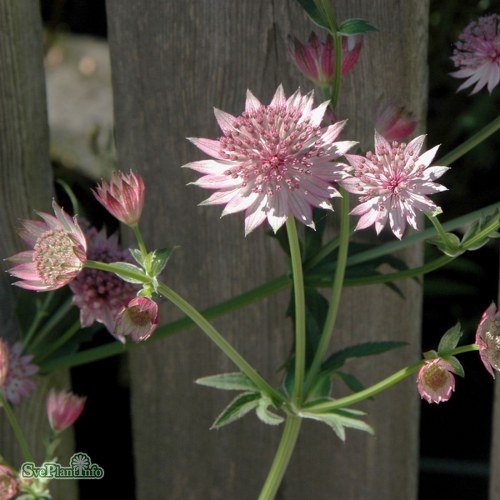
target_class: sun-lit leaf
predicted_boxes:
[196,372,258,392]
[211,392,260,429]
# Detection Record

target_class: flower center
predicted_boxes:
[33,229,84,285]
[423,364,449,391]
[127,306,150,327]
[220,103,324,195]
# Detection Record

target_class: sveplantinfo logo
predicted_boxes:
[21,452,104,480]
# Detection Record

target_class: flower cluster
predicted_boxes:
[450,13,500,94]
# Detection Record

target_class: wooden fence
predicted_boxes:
[0,1,498,499]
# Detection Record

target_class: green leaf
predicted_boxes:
[445,355,465,378]
[148,247,177,277]
[256,397,284,426]
[437,322,463,354]
[295,0,331,30]
[129,248,145,267]
[335,371,366,395]
[211,392,261,429]
[322,341,407,373]
[109,261,148,284]
[196,372,258,392]
[338,18,378,35]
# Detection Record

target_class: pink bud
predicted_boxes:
[93,170,145,226]
[114,297,159,343]
[375,101,417,142]
[417,358,456,404]
[47,388,86,433]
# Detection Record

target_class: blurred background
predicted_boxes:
[37,0,500,498]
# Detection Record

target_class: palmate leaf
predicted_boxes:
[211,392,261,429]
[195,372,258,392]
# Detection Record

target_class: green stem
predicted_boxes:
[0,393,33,463]
[329,32,342,111]
[41,275,290,373]
[305,344,479,413]
[35,320,81,364]
[286,218,306,405]
[131,223,148,258]
[304,190,350,395]
[304,234,342,271]
[23,292,56,348]
[156,282,284,406]
[258,416,302,500]
[438,114,500,166]
[426,213,450,242]
[29,298,74,351]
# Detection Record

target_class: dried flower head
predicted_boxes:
[2,342,38,405]
[114,297,159,343]
[475,302,500,378]
[69,227,140,334]
[6,201,87,291]
[47,388,86,433]
[93,170,145,226]
[417,358,456,404]
[450,14,500,94]
[184,85,356,235]
[342,132,448,239]
[288,32,363,87]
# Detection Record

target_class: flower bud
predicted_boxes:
[417,358,456,404]
[47,388,86,433]
[114,297,159,343]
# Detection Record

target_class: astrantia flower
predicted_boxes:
[450,14,500,94]
[0,464,19,500]
[342,132,449,239]
[288,32,363,87]
[374,101,417,142]
[6,201,87,291]
[475,302,500,378]
[417,358,456,404]
[184,85,357,235]
[93,170,145,226]
[69,227,140,334]
[47,388,86,433]
[2,342,38,405]
[114,297,159,343]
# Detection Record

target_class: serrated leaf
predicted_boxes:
[256,398,284,426]
[300,410,374,441]
[335,371,366,395]
[338,18,378,35]
[437,322,463,354]
[322,341,407,372]
[295,0,331,30]
[110,262,147,284]
[308,372,332,399]
[211,392,260,429]
[196,372,258,392]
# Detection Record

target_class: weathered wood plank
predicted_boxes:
[106,1,427,498]
[0,2,77,498]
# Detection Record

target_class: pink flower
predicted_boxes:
[374,101,417,142]
[47,388,86,433]
[417,358,456,404]
[0,464,19,499]
[475,302,500,378]
[450,14,500,94]
[288,32,363,86]
[113,297,159,343]
[0,339,9,388]
[184,85,356,235]
[69,227,140,334]
[2,342,38,405]
[93,170,145,226]
[342,132,448,239]
[6,201,87,291]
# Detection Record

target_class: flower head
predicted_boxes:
[417,358,456,404]
[2,342,38,405]
[288,32,363,86]
[475,302,500,378]
[450,14,500,94]
[93,170,145,226]
[374,101,417,142]
[342,132,448,239]
[47,388,86,433]
[69,227,140,334]
[0,464,19,500]
[6,201,87,291]
[113,297,159,343]
[184,85,356,235]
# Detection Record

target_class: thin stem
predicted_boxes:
[438,114,500,166]
[131,223,148,258]
[258,416,302,500]
[304,234,342,271]
[23,292,56,348]
[0,393,33,463]
[286,218,306,405]
[305,344,479,413]
[426,213,450,242]
[156,282,284,406]
[35,320,81,364]
[85,259,148,283]
[304,190,350,395]
[329,32,342,111]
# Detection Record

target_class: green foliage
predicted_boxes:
[338,18,378,35]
